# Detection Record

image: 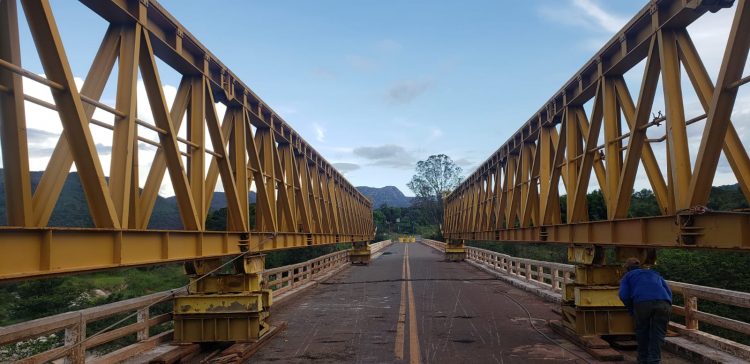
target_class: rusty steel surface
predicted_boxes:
[249,243,690,363]
[443,0,750,250]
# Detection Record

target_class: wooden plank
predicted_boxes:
[209,322,287,363]
[549,320,623,361]
[90,331,173,364]
[149,343,200,364]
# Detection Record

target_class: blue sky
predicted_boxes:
[7,0,746,196]
[153,0,645,194]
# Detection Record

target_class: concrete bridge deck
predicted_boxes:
[249,242,687,364]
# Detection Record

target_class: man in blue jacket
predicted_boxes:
[619,257,672,364]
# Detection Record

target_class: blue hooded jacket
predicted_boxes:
[618,268,672,312]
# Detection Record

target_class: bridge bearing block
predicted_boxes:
[561,256,635,337]
[188,273,262,294]
[445,241,466,261]
[174,311,270,343]
[561,305,634,336]
[574,265,624,286]
[175,254,273,343]
[350,241,371,265]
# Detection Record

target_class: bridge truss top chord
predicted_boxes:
[0,0,374,281]
[443,0,750,251]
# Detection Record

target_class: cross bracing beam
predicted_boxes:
[0,0,374,281]
[444,0,750,250]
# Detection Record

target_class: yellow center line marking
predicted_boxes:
[395,245,407,360]
[406,245,422,364]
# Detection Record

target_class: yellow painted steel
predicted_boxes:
[561,306,634,336]
[174,294,264,315]
[562,264,631,334]
[188,274,262,294]
[350,241,371,265]
[0,229,372,281]
[174,312,270,343]
[397,236,417,243]
[574,265,624,286]
[567,246,603,265]
[177,254,274,342]
[445,241,466,261]
[442,0,750,251]
[240,255,265,275]
[562,283,577,303]
[573,286,624,308]
[0,0,375,283]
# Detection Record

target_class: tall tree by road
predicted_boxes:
[407,154,462,224]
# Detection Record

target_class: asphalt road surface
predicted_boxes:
[251,242,689,363]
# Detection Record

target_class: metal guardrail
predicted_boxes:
[421,239,750,358]
[0,240,393,363]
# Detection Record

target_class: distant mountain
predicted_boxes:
[165,191,256,213]
[0,169,181,229]
[356,186,413,208]
[0,169,263,228]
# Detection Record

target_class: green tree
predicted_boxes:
[407,154,462,224]
[9,278,93,322]
[628,189,661,217]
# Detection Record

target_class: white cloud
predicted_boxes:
[312,67,336,80]
[571,0,627,33]
[686,4,742,81]
[537,0,628,50]
[353,144,416,169]
[385,79,435,104]
[428,127,443,141]
[376,39,402,53]
[313,122,326,142]
[332,162,361,174]
[346,54,377,71]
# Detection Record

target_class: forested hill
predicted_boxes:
[165,191,257,213]
[356,185,413,208]
[0,169,182,229]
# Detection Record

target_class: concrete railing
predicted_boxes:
[265,250,350,296]
[422,239,750,359]
[0,240,393,363]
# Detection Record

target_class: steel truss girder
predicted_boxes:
[0,0,375,281]
[445,211,750,250]
[0,227,372,281]
[444,0,750,249]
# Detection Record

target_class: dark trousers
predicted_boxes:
[633,300,671,364]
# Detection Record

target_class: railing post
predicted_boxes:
[525,262,532,282]
[685,291,699,330]
[537,265,544,285]
[552,268,560,291]
[64,316,85,364]
[137,307,149,341]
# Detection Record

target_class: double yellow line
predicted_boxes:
[395,244,421,364]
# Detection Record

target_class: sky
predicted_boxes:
[4,0,749,197]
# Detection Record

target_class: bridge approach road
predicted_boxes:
[251,242,688,364]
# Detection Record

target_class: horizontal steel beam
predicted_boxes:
[444,211,750,250]
[0,227,371,281]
